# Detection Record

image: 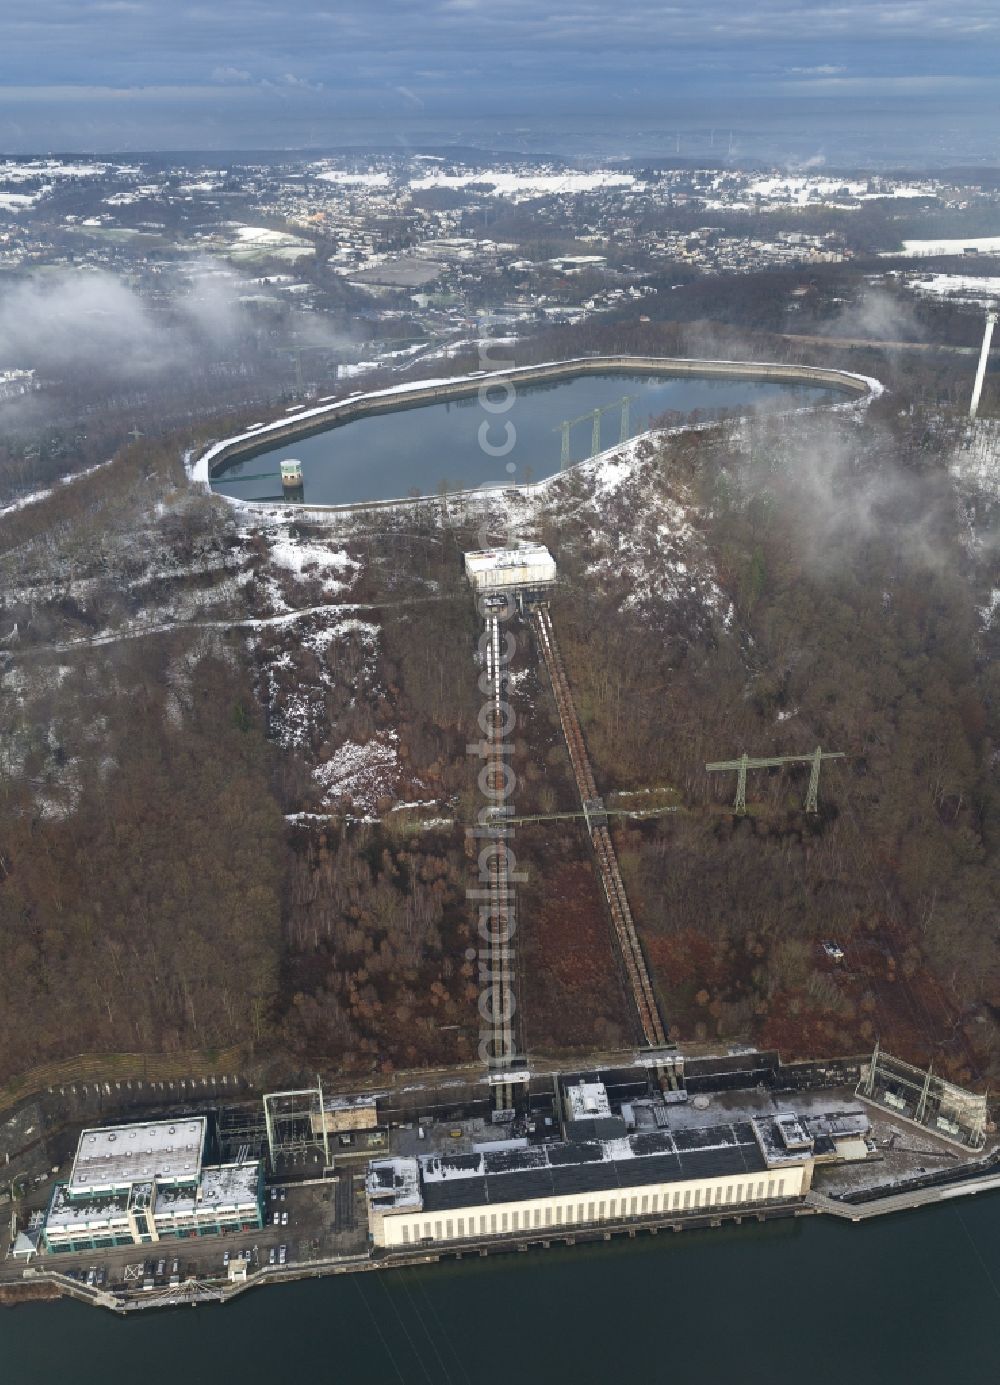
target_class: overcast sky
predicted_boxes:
[2,0,999,154]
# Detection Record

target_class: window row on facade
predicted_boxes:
[387,1173,794,1247]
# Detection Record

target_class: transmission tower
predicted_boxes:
[555,394,639,469]
[705,745,845,814]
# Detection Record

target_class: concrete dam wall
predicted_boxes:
[197,353,878,508]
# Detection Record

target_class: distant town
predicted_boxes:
[4,152,1000,438]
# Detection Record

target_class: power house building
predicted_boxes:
[41,1117,264,1255]
[366,1103,870,1250]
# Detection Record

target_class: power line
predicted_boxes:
[398,1270,457,1385]
[354,1275,408,1385]
[375,1267,435,1385]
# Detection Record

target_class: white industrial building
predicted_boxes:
[67,1118,207,1196]
[41,1117,263,1254]
[366,1094,870,1250]
[464,545,557,594]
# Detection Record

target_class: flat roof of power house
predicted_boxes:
[68,1117,207,1194]
[418,1123,770,1213]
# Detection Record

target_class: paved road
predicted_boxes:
[1,593,458,658]
[781,332,992,357]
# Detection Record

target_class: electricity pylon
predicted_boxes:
[705,746,845,814]
[555,394,639,469]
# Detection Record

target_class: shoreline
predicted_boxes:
[10,1155,1000,1315]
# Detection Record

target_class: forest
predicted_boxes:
[536,404,999,1083]
[1,319,998,1093]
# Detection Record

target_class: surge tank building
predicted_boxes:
[464,545,557,593]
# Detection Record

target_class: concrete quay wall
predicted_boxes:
[13,1162,1000,1316]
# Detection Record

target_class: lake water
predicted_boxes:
[5,1197,1000,1383]
[210,370,840,506]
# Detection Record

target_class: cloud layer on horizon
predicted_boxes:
[2,0,999,151]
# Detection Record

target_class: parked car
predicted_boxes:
[281,1211,288,1226]
[268,1247,276,1265]
[278,1245,286,1265]
[223,1250,230,1267]
[273,1211,280,1226]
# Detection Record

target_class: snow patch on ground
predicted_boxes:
[980,589,1000,628]
[241,525,406,812]
[531,431,732,628]
[299,617,377,657]
[314,733,399,811]
[268,535,359,593]
[254,613,378,752]
[950,420,1000,504]
[0,458,114,520]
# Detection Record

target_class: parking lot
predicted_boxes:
[3,1175,368,1300]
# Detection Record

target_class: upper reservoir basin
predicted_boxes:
[210,367,845,507]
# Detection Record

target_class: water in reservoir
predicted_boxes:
[210,370,842,506]
[5,1197,1000,1383]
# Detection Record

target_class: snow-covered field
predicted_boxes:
[228,226,314,261]
[745,175,931,205]
[315,169,391,188]
[0,158,123,214]
[0,191,45,210]
[0,158,109,182]
[233,226,303,245]
[703,174,935,213]
[409,170,636,198]
[908,273,1000,305]
[893,236,1000,258]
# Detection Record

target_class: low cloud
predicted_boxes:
[819,288,926,346]
[739,409,953,576]
[787,65,846,76]
[211,66,253,84]
[0,262,256,387]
